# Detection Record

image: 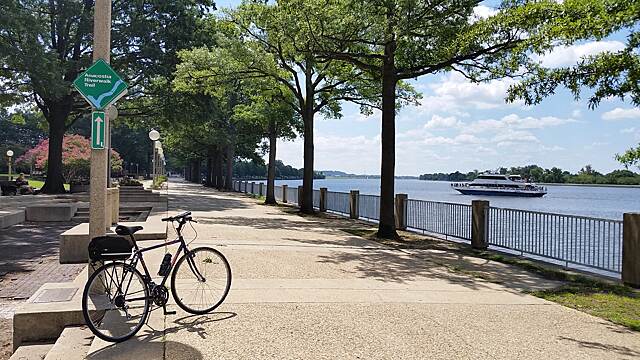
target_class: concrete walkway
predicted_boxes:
[87,180,640,359]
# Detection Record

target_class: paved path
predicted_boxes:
[88,180,640,359]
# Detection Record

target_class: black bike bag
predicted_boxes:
[88,236,133,262]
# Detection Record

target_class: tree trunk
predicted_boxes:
[377,38,398,239]
[215,149,224,189]
[265,119,277,205]
[205,153,213,187]
[301,62,315,213]
[225,144,234,191]
[40,110,67,194]
[194,159,201,184]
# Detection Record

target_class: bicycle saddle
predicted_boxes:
[115,224,144,236]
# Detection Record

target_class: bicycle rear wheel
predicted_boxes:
[171,247,231,314]
[82,262,150,342]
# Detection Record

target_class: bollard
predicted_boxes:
[471,200,489,250]
[259,183,264,196]
[395,193,408,230]
[349,190,359,219]
[319,188,327,212]
[622,213,640,287]
[112,187,119,225]
[297,186,303,206]
[251,182,255,194]
[282,184,288,203]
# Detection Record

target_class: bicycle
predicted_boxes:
[81,211,231,342]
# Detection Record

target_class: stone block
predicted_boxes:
[25,204,78,222]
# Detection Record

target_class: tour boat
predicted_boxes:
[451,174,547,197]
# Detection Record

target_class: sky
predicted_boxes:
[216,0,639,176]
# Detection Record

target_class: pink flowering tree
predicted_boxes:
[17,134,123,183]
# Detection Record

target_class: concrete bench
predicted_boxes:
[0,210,25,228]
[25,204,78,222]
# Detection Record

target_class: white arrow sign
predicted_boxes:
[95,116,103,144]
[92,111,106,149]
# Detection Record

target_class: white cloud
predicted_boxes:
[621,127,636,134]
[602,107,640,121]
[423,114,460,129]
[428,73,518,110]
[539,41,625,68]
[473,5,498,20]
[572,109,582,118]
[462,114,576,133]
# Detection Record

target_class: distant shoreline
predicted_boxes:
[539,182,640,189]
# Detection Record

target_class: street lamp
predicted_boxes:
[6,150,14,181]
[148,129,160,182]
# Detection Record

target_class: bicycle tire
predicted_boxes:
[82,262,150,342]
[171,247,231,314]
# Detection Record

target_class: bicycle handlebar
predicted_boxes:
[161,211,192,222]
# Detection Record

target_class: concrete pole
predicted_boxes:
[471,200,489,250]
[89,0,111,239]
[395,193,408,230]
[282,184,288,203]
[7,157,12,181]
[349,190,359,219]
[297,186,303,206]
[319,187,327,212]
[622,213,640,287]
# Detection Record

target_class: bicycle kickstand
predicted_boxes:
[163,305,176,316]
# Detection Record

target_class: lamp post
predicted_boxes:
[148,129,160,183]
[6,150,14,181]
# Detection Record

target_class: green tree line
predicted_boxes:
[419,165,640,185]
[234,160,325,180]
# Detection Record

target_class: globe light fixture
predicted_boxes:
[6,150,14,181]
[148,129,160,141]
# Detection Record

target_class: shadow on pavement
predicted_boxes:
[558,336,640,357]
[0,222,74,275]
[86,312,236,360]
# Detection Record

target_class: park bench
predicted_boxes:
[0,180,17,196]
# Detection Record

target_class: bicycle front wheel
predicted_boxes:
[82,262,150,342]
[171,247,231,314]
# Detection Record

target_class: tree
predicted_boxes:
[307,0,565,238]
[220,2,386,213]
[0,0,213,193]
[17,134,122,182]
[616,145,640,170]
[503,0,639,172]
[233,83,300,204]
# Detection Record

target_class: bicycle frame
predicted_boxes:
[122,219,205,301]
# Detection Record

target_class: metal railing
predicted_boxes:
[326,191,350,215]
[486,207,623,273]
[286,186,298,205]
[313,189,320,209]
[358,194,380,221]
[231,180,626,277]
[406,199,472,240]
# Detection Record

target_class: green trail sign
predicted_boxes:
[73,59,127,110]
[92,111,106,149]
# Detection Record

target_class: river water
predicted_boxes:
[264,178,639,220]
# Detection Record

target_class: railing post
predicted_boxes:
[349,190,359,219]
[623,213,640,287]
[258,183,264,197]
[250,182,255,194]
[471,200,489,250]
[395,194,408,230]
[319,188,327,212]
[244,181,248,193]
[297,186,303,206]
[282,184,288,203]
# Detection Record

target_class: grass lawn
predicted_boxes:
[27,179,70,191]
